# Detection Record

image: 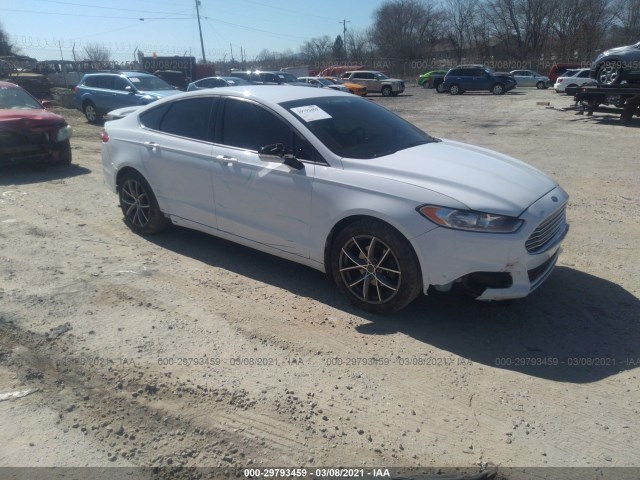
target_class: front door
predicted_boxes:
[210,97,315,258]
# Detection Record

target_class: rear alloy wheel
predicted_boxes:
[491,83,505,95]
[331,220,422,314]
[118,172,170,234]
[83,102,100,124]
[536,81,546,89]
[381,85,392,97]
[597,62,623,85]
[449,84,462,95]
[436,82,446,93]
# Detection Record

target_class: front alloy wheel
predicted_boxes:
[119,172,170,234]
[83,102,99,124]
[331,220,422,313]
[492,83,505,95]
[597,63,622,85]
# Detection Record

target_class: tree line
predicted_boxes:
[297,0,639,67]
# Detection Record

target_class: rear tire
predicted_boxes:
[118,171,171,235]
[436,82,446,93]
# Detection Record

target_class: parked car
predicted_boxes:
[101,86,568,313]
[509,70,550,88]
[322,76,367,96]
[341,71,405,96]
[418,69,448,88]
[554,68,593,93]
[590,41,640,85]
[547,63,583,83]
[187,76,252,91]
[154,70,189,91]
[297,77,350,92]
[0,81,72,166]
[442,65,517,95]
[74,71,181,123]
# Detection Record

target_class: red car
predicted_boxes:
[0,81,72,166]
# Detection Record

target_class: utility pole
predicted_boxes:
[195,0,206,63]
[340,19,350,43]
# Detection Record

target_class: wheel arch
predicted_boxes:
[323,214,423,285]
[115,165,147,193]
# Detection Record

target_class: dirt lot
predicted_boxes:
[1,85,639,479]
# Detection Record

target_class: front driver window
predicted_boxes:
[221,98,291,152]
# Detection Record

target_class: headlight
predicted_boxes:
[55,125,72,142]
[417,205,523,233]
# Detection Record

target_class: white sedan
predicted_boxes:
[554,68,594,93]
[101,86,568,313]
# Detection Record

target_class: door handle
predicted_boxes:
[216,155,237,164]
[143,142,159,149]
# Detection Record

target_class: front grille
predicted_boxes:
[525,205,567,253]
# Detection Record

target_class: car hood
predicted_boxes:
[495,74,516,82]
[342,139,556,215]
[599,42,640,57]
[0,108,66,128]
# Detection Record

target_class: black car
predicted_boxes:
[590,41,640,85]
[442,65,517,95]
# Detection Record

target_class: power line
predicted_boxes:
[0,7,192,20]
[30,0,192,17]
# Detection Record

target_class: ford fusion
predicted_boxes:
[101,86,568,313]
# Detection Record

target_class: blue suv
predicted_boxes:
[442,65,517,95]
[74,71,181,123]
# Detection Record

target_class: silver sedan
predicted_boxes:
[510,70,550,89]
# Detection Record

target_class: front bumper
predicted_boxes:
[412,186,569,300]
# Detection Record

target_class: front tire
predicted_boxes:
[330,220,422,314]
[536,81,546,89]
[491,83,505,95]
[381,85,392,97]
[449,84,462,95]
[436,82,446,93]
[118,171,170,234]
[597,62,623,85]
[83,101,100,124]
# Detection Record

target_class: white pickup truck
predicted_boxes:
[341,70,405,97]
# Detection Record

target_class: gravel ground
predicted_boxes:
[0,85,639,479]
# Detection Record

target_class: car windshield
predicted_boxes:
[276,72,298,82]
[223,77,252,86]
[325,77,343,85]
[281,96,438,159]
[128,75,174,91]
[315,78,332,86]
[0,86,42,110]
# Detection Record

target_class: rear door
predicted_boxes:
[139,97,219,227]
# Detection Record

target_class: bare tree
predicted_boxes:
[300,35,333,62]
[0,22,17,56]
[444,0,477,63]
[345,28,374,59]
[612,0,640,43]
[371,0,444,59]
[83,42,111,62]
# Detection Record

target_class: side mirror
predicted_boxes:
[125,85,135,94]
[258,143,303,170]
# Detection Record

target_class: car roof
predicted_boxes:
[148,85,349,110]
[0,81,20,88]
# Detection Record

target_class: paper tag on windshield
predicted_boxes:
[290,105,331,122]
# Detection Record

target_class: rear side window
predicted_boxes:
[139,98,218,142]
[84,75,114,89]
[159,98,217,141]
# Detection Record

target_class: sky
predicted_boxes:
[1,0,385,63]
